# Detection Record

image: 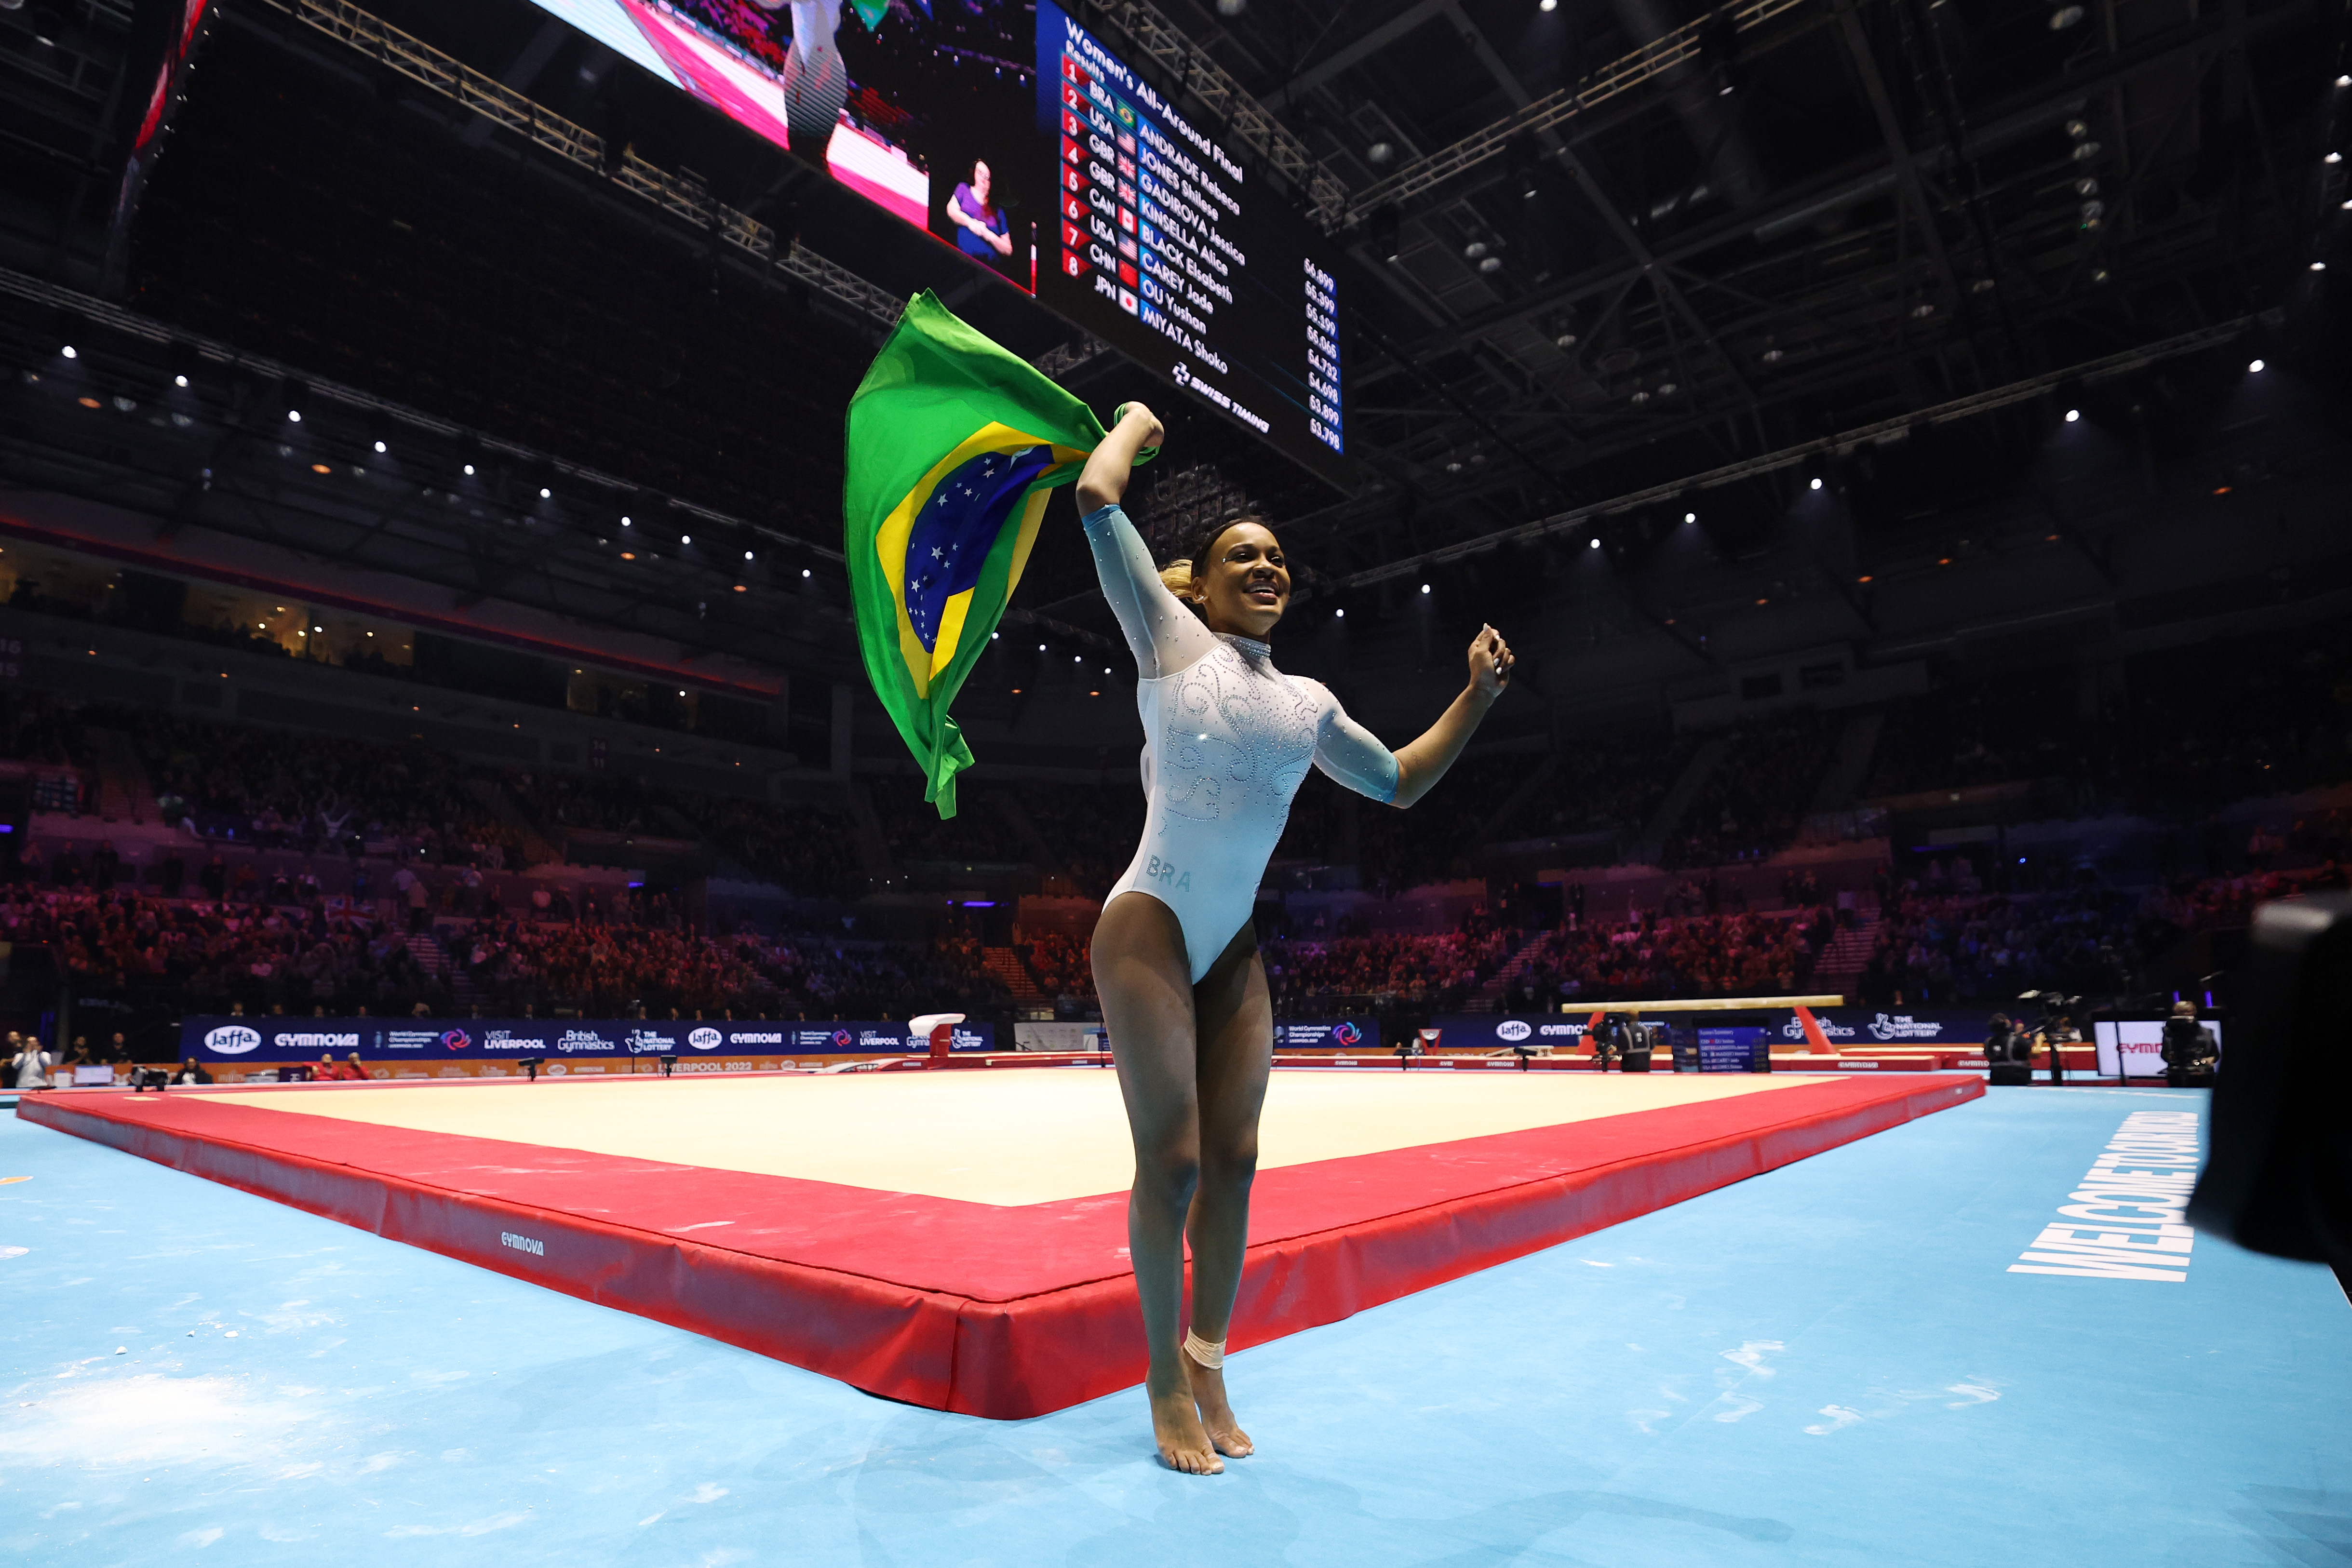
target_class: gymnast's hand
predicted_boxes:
[1469,624,1514,701]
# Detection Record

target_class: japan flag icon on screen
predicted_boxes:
[1063,251,1090,279]
[1119,287,1138,314]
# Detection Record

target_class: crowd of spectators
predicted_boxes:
[134,712,528,866]
[671,793,860,899]
[1507,910,1822,1008]
[1260,926,1517,1011]
[1664,710,1837,868]
[501,770,676,837]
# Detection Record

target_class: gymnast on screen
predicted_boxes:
[946,160,1014,270]
[1075,402,1513,1474]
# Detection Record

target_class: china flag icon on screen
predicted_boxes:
[1063,251,1089,280]
[1062,220,1084,249]
[1118,259,1138,288]
[1118,287,1138,314]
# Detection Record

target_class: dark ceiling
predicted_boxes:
[0,0,2347,731]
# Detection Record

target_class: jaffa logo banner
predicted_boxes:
[688,1028,724,1051]
[203,1025,261,1056]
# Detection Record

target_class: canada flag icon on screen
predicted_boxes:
[1119,287,1138,314]
[1118,207,1136,233]
[1063,251,1089,280]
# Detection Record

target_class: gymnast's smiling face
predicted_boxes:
[1190,521,1290,640]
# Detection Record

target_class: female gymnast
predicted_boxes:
[1075,401,1515,1474]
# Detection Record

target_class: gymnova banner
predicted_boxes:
[1424,1009,1993,1050]
[181,1017,996,1063]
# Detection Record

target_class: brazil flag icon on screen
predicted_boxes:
[845,291,1148,819]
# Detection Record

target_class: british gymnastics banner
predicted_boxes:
[844,291,1150,818]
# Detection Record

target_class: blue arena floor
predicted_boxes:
[3,1083,2346,1568]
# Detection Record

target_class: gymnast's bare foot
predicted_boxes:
[1149,1367,1223,1474]
[1185,1344,1254,1458]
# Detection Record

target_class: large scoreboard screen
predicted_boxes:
[1033,0,1345,477]
[522,0,1346,481]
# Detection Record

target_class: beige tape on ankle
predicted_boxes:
[1183,1329,1226,1370]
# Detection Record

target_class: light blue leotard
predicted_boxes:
[1084,504,1401,982]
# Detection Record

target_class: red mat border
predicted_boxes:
[18,1073,1980,1418]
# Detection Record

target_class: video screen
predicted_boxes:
[524,0,1349,481]
[523,0,1045,287]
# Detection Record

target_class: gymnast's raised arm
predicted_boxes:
[1074,403,1214,681]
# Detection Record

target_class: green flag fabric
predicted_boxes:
[843,291,1138,818]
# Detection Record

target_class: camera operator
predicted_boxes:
[1590,1015,1625,1072]
[1982,1013,2022,1066]
[2160,1000,2218,1086]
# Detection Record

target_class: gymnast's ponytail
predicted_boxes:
[1159,559,1198,600]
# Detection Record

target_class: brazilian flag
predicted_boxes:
[845,292,1145,818]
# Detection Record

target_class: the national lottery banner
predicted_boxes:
[1269,1019,1382,1052]
[181,1017,996,1063]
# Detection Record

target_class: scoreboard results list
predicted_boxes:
[1035,0,1347,483]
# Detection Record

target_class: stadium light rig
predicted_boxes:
[2065,408,2081,422]
[2250,359,2266,373]
[1810,477,1823,490]
[374,440,387,454]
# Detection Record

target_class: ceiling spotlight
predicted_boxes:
[1684,511,1696,523]
[2249,358,2266,372]
[2065,408,2081,422]
[801,567,812,578]
[1420,583,1432,594]
[61,345,77,359]
[681,534,692,544]
[2312,261,2328,271]
[1367,141,1394,165]
[174,374,188,388]
[743,549,754,561]
[1909,302,1935,318]
[1333,607,1345,618]
[1810,477,1823,490]
[463,463,476,475]
[2339,74,2351,86]
[1073,654,1083,663]
[2330,152,2345,164]
[286,409,302,422]
[1761,346,1784,363]
[373,440,387,454]
[2065,119,2089,139]
[620,515,631,526]
[1541,0,1557,9]
[2049,4,2083,26]
[1588,536,1600,549]
[1038,643,1047,652]
[1215,0,1245,14]
[1478,255,1503,273]
[1463,241,1489,260]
